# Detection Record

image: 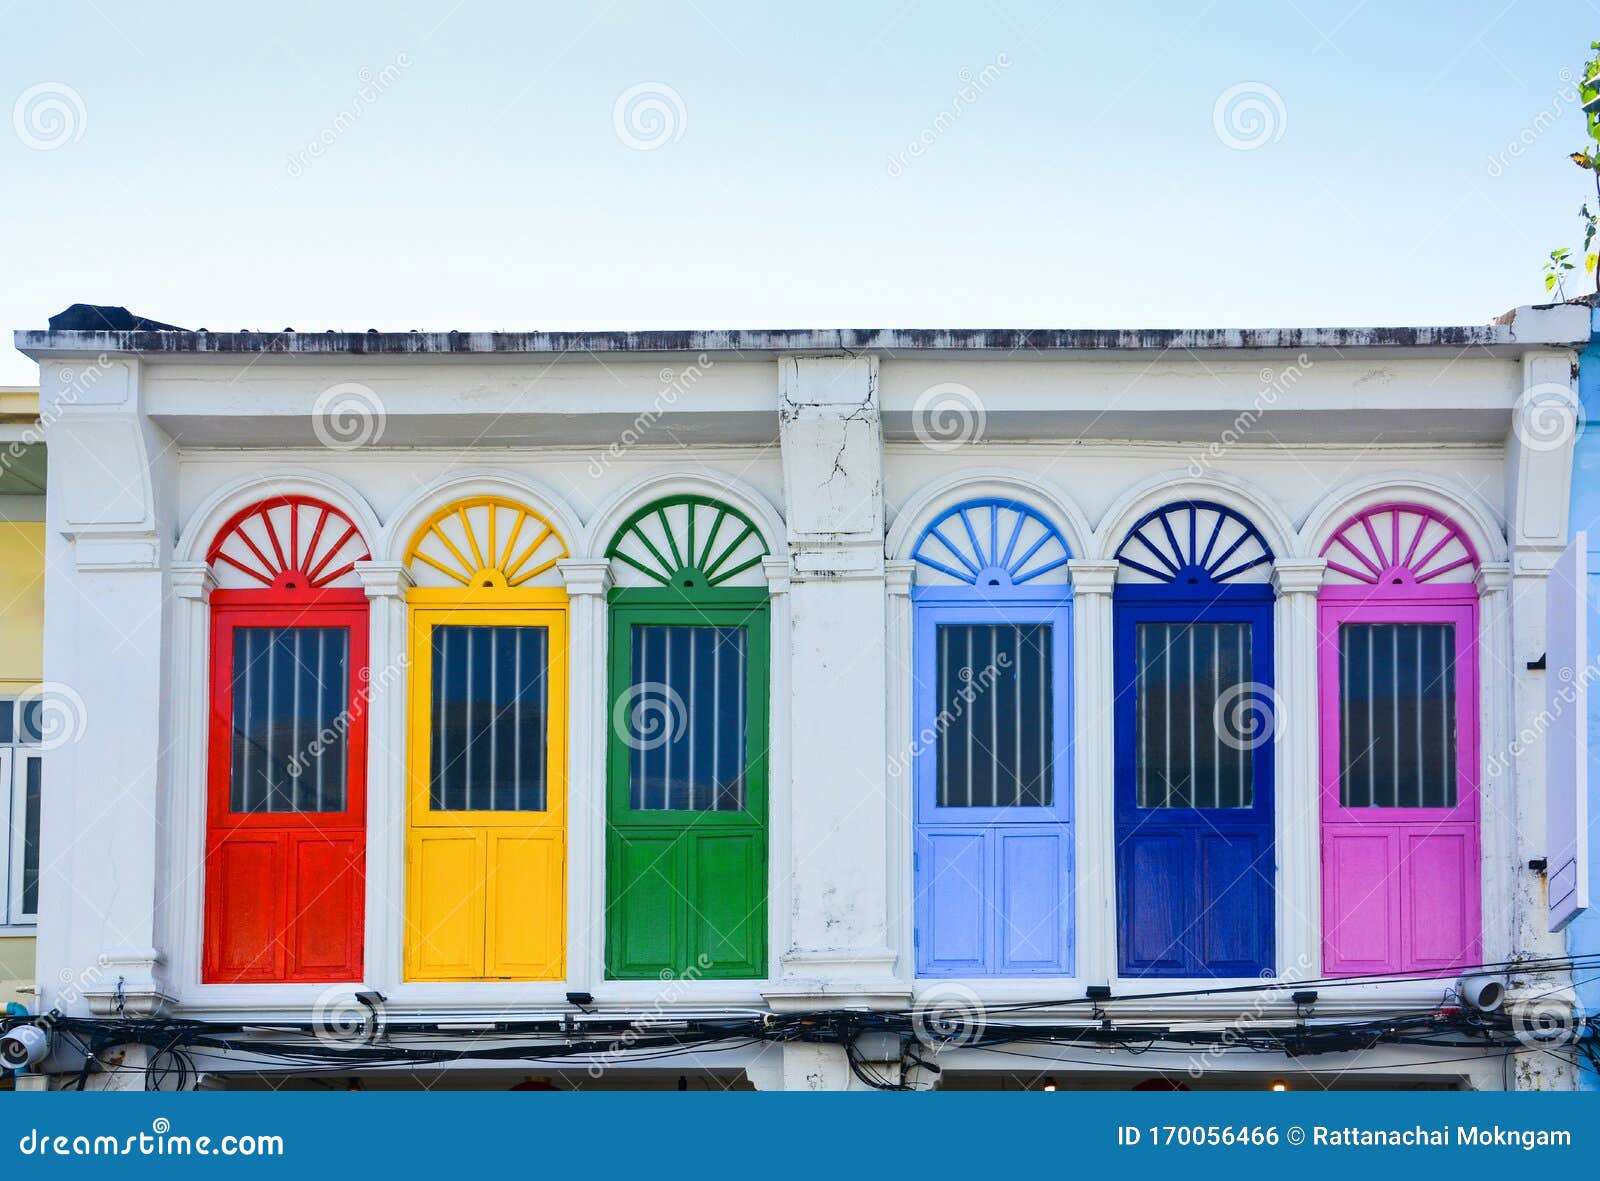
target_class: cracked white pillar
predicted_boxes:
[765,354,906,1011]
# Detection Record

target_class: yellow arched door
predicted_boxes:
[402,497,568,980]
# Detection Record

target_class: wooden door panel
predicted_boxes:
[690,832,762,976]
[1199,831,1270,973]
[1118,831,1189,975]
[487,832,564,979]
[607,833,682,979]
[407,832,485,979]
[917,830,988,974]
[287,833,363,980]
[206,834,285,982]
[1323,828,1399,974]
[1405,828,1477,968]
[997,830,1070,973]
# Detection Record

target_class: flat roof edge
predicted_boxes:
[14,311,1591,359]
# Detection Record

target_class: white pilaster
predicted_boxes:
[1271,558,1325,981]
[1067,559,1117,988]
[162,562,215,999]
[883,559,916,989]
[1475,562,1515,968]
[557,557,611,993]
[356,561,414,998]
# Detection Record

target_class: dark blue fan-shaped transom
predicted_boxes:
[912,498,1072,588]
[1114,500,1273,588]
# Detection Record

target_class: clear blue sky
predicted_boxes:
[1,0,1595,383]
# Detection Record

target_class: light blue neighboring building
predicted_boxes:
[1567,303,1600,1090]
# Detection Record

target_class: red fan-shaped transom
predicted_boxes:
[1320,502,1478,589]
[206,496,370,592]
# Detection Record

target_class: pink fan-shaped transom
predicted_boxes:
[206,495,371,592]
[1320,502,1478,589]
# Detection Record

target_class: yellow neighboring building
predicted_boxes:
[0,386,45,1012]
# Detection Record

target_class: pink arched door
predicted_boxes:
[1318,503,1481,977]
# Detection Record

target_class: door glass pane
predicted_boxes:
[1135,621,1254,809]
[430,625,549,812]
[230,627,351,813]
[935,624,1054,808]
[1339,622,1457,807]
[626,624,748,812]
[20,755,39,916]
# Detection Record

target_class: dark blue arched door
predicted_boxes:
[1113,501,1276,978]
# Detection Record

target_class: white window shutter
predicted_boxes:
[1546,534,1589,932]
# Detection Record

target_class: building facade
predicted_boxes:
[10,306,1591,1090]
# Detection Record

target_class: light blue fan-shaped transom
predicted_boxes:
[911,498,1072,588]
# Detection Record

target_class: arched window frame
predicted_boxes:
[909,497,1074,977]
[401,495,570,982]
[603,493,771,981]
[202,494,371,984]
[1111,500,1277,979]
[1316,501,1481,977]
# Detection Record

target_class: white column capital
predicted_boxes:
[169,562,216,602]
[557,557,613,597]
[760,556,792,596]
[1475,561,1512,597]
[1067,559,1118,596]
[1271,558,1327,596]
[355,560,414,599]
[884,560,915,598]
